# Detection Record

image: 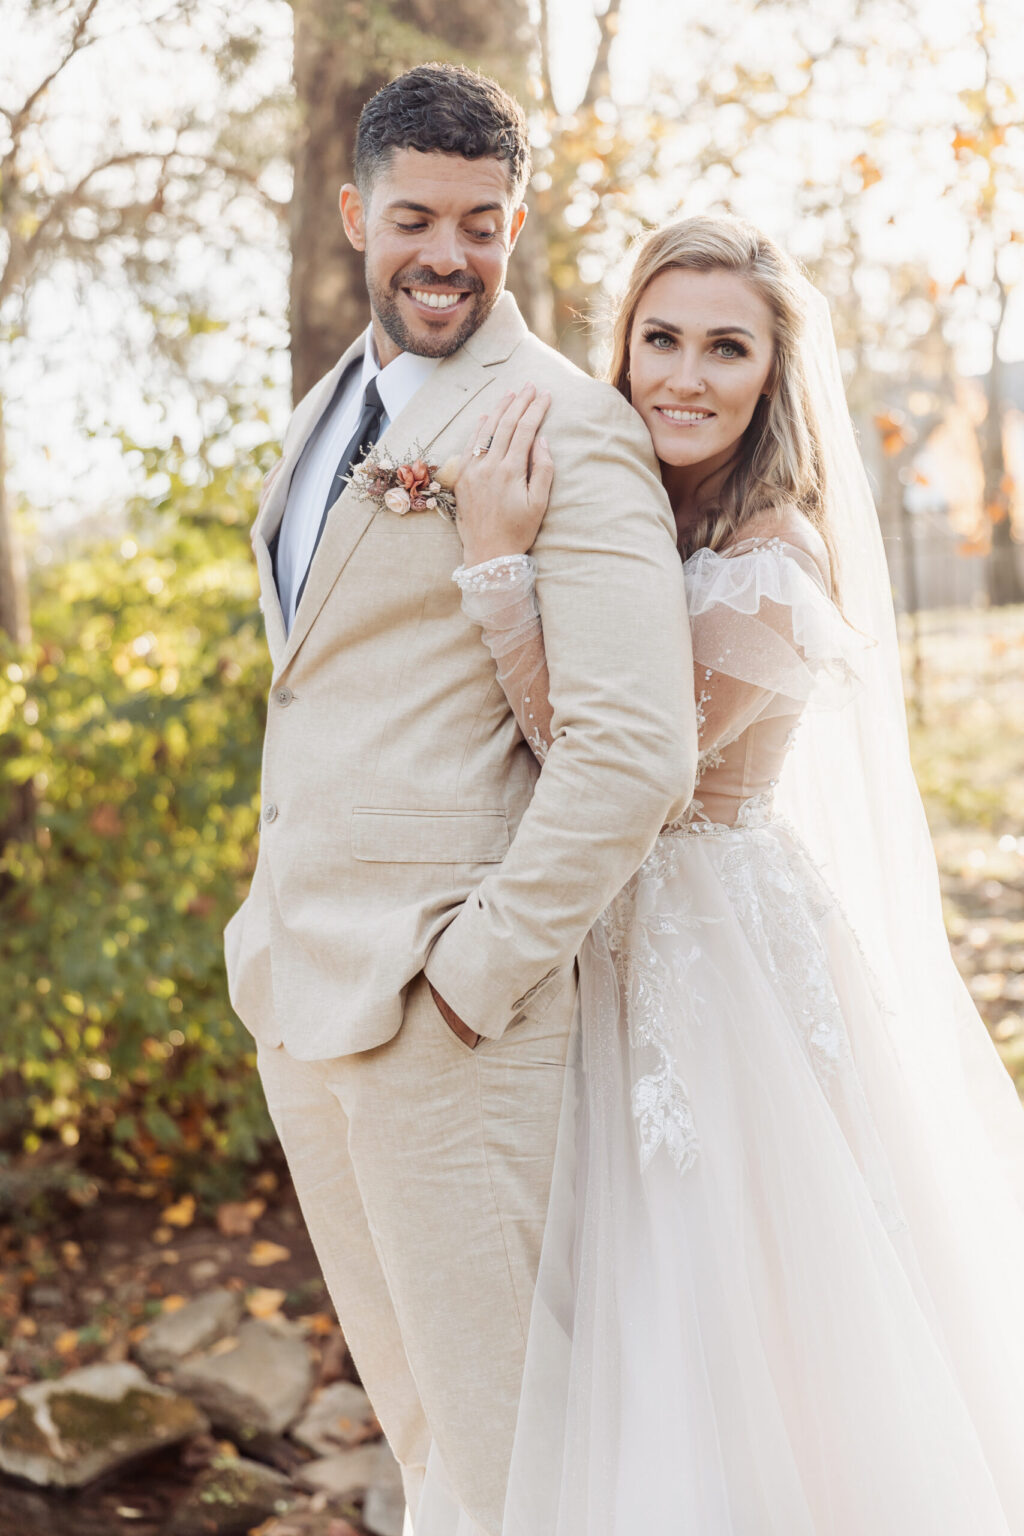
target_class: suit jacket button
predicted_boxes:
[274,687,294,706]
[263,803,279,824]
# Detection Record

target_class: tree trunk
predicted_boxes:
[983,282,1024,605]
[289,0,552,404]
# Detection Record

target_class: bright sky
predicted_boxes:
[3,0,1023,530]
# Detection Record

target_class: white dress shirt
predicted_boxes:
[276,328,439,632]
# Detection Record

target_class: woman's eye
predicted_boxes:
[643,330,675,350]
[714,340,748,359]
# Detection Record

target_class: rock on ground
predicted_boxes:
[290,1382,378,1456]
[0,1361,208,1489]
[362,1439,405,1536]
[172,1318,313,1438]
[166,1455,298,1536]
[259,1516,362,1536]
[135,1289,244,1374]
[296,1443,382,1498]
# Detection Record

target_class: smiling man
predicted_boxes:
[225,63,696,1535]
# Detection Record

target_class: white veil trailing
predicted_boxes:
[781,283,1024,1184]
[413,279,1024,1536]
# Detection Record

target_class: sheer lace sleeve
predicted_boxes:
[454,555,554,762]
[686,536,865,765]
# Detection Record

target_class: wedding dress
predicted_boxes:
[413,288,1024,1536]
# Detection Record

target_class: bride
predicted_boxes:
[414,215,1024,1534]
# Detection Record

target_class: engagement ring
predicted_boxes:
[472,436,493,458]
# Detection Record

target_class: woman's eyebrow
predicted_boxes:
[639,317,756,340]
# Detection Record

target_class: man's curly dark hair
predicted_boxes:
[354,64,531,204]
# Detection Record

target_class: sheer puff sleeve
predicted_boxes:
[454,555,554,762]
[686,535,867,761]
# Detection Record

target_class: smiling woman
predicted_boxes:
[625,267,776,524]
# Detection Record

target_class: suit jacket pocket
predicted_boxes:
[351,808,509,864]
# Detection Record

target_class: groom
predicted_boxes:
[225,62,695,1533]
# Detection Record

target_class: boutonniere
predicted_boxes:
[348,445,458,523]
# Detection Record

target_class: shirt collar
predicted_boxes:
[358,325,440,423]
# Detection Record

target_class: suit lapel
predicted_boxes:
[274,293,529,675]
[250,336,365,666]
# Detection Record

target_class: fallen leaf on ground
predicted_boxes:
[245,1287,286,1319]
[161,1294,187,1313]
[152,1226,173,1245]
[55,1329,80,1356]
[162,1195,196,1228]
[216,1197,266,1236]
[0,1399,16,1421]
[248,1240,291,1268]
[298,1311,335,1336]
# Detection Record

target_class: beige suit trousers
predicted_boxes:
[257,969,575,1534]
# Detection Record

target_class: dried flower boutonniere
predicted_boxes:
[347,445,458,523]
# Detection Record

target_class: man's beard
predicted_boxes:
[368,265,495,358]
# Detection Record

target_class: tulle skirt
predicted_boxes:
[416,814,1024,1536]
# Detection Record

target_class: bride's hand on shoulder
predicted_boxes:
[452,383,554,567]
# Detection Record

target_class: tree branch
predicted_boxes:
[537,0,555,114]
[3,0,102,139]
[581,0,623,110]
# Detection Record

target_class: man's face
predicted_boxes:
[340,148,527,365]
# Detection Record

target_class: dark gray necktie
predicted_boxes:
[294,374,386,609]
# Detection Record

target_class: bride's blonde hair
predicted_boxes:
[609,214,837,585]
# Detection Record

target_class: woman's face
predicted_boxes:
[627,267,776,487]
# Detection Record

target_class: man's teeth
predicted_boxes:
[410,290,463,310]
[660,408,712,423]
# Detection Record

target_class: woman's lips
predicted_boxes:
[654,406,716,426]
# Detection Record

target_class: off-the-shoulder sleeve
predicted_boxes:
[686,536,865,759]
[454,555,553,762]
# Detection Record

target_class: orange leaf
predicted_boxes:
[0,1399,16,1421]
[216,1198,265,1237]
[161,1294,187,1313]
[245,1287,286,1320]
[55,1330,80,1356]
[248,1240,291,1269]
[162,1195,196,1229]
[300,1312,336,1336]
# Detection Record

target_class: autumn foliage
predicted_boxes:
[0,438,276,1197]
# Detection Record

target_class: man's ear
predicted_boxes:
[340,184,366,251]
[507,203,528,253]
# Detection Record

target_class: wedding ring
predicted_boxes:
[472,436,493,458]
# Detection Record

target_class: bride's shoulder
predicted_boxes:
[719,508,831,591]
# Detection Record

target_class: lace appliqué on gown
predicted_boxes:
[598,847,718,1175]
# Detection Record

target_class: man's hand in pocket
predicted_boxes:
[428,982,481,1050]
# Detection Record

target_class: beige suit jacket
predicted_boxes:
[224,293,696,1058]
